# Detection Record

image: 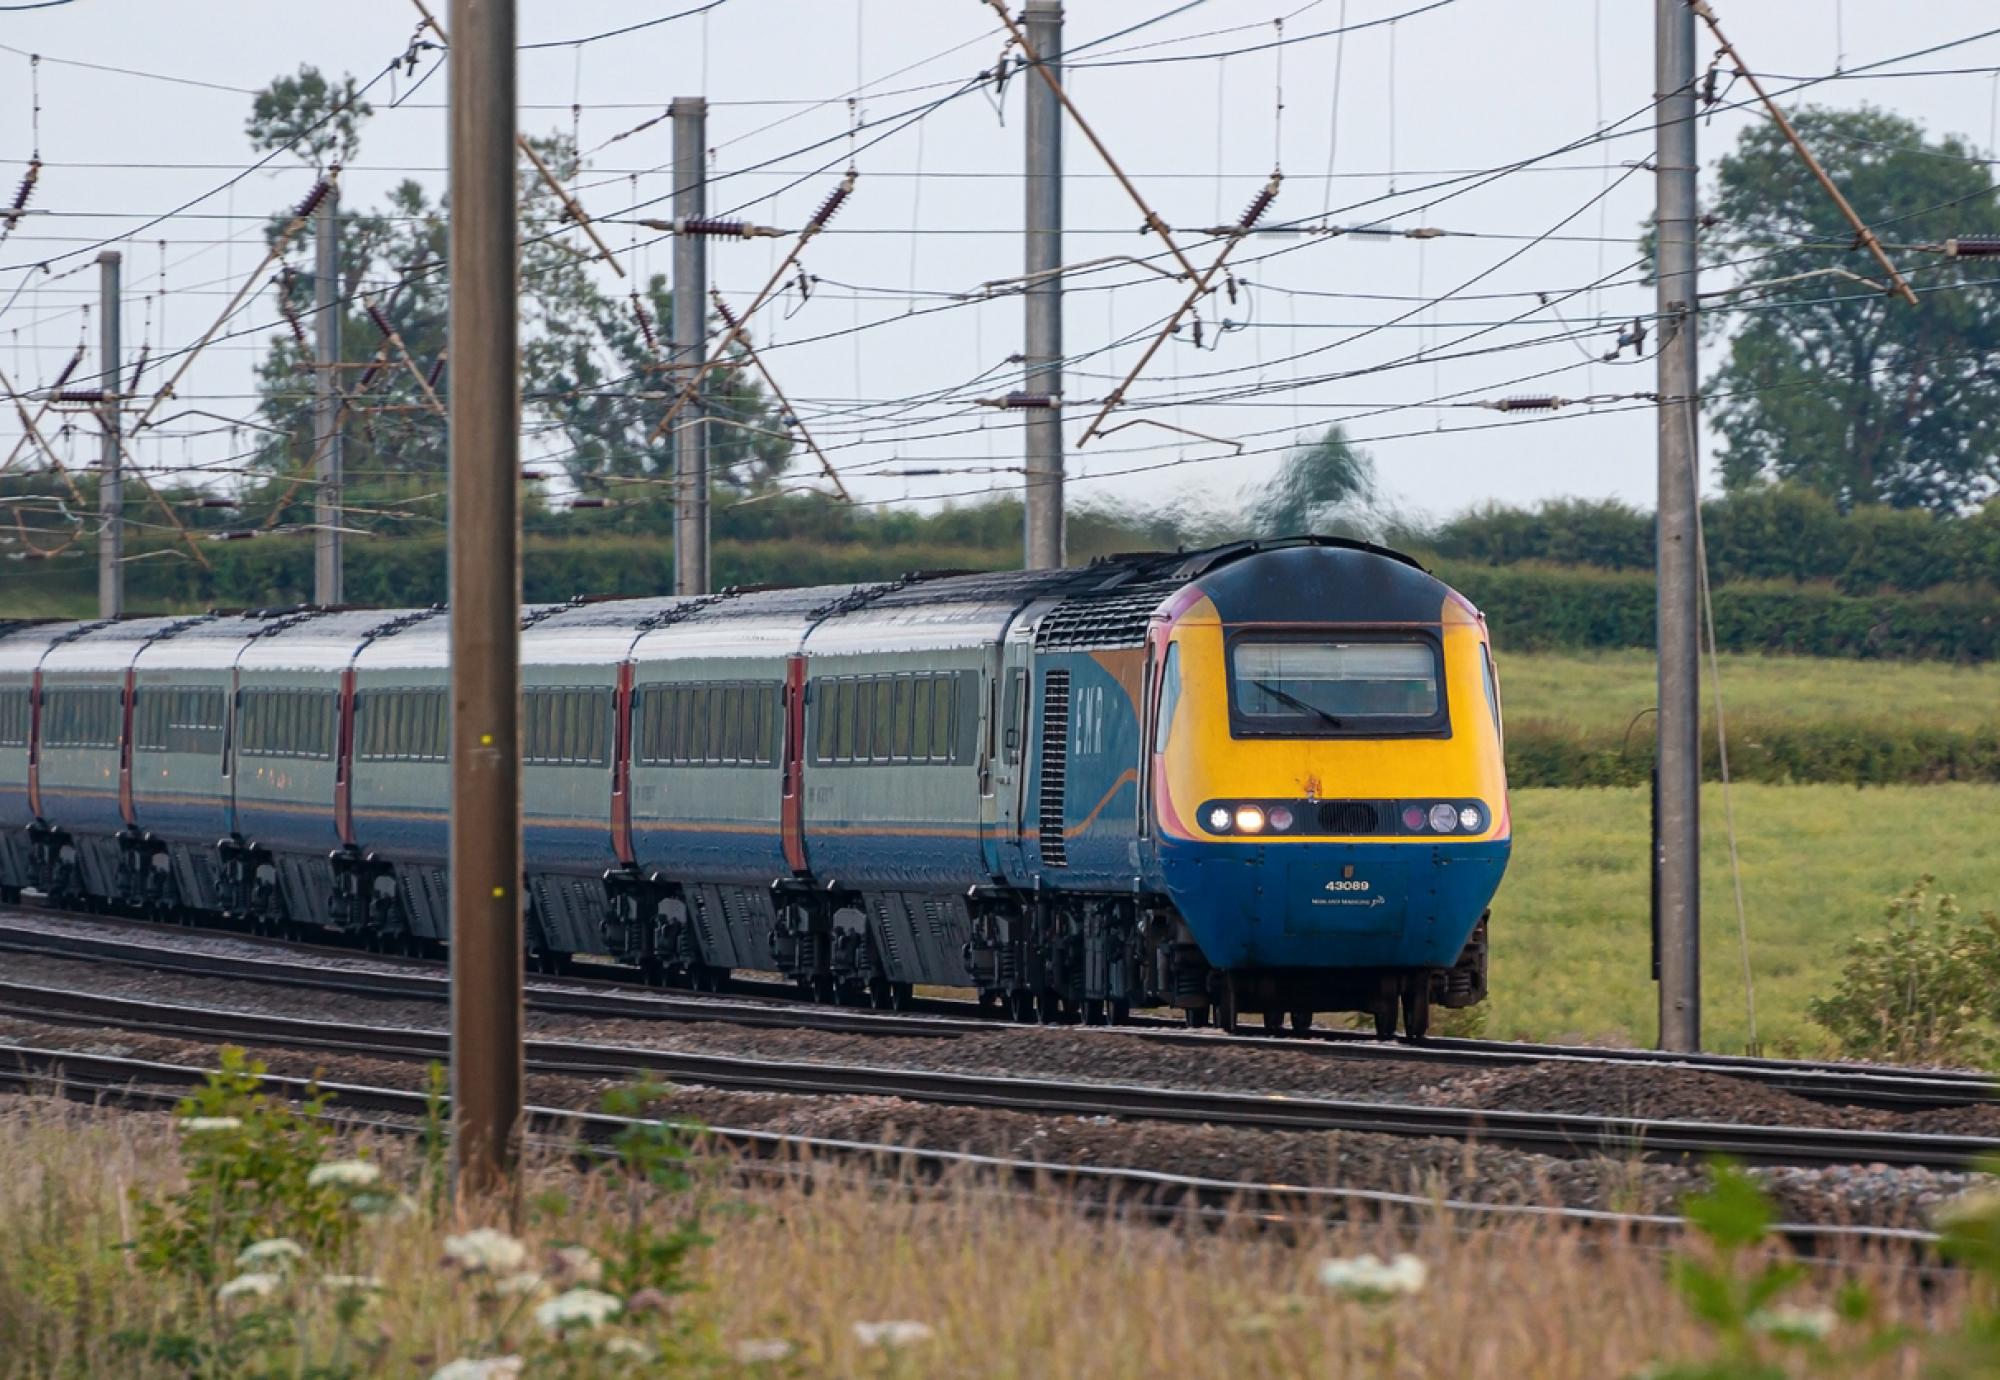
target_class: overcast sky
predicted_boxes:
[3,0,1997,533]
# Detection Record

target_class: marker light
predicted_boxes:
[1428,803,1459,833]
[1267,806,1295,831]
[1207,806,1233,832]
[1459,805,1482,831]
[1402,805,1427,831]
[1234,805,1267,834]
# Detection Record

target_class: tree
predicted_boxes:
[241,73,792,534]
[1698,105,2000,513]
[1247,426,1381,537]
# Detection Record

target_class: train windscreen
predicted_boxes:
[1227,637,1443,736]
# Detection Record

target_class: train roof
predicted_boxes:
[0,619,107,677]
[40,614,218,675]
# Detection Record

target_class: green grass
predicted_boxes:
[1498,648,2000,734]
[1489,782,2000,1055]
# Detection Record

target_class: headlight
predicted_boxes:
[1206,805,1233,833]
[1459,805,1482,831]
[1427,802,1459,833]
[1234,805,1267,834]
[1267,805,1295,831]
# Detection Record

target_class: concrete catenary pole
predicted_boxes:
[1022,0,1064,570]
[448,0,525,1201]
[313,186,344,606]
[671,96,709,595]
[97,249,121,618]
[1654,0,1701,1052]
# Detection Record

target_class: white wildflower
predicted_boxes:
[733,1338,796,1364]
[443,1228,529,1275]
[179,1116,242,1134]
[1317,1252,1427,1300]
[216,1272,284,1303]
[321,1274,385,1294]
[852,1320,934,1349]
[235,1237,306,1271]
[1748,1305,1837,1343]
[604,1337,655,1362]
[549,1244,602,1284]
[428,1358,523,1380]
[492,1272,545,1298]
[307,1159,381,1190]
[535,1287,624,1333]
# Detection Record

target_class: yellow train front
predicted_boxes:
[1142,540,1510,1037]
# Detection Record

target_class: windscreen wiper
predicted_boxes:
[1247,679,1344,729]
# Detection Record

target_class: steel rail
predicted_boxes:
[1,979,1995,1172]
[0,1040,1947,1255]
[0,907,1990,1114]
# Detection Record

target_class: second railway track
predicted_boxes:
[1,975,1996,1171]
[0,905,1992,1115]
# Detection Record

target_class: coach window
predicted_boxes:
[876,677,896,761]
[890,677,915,760]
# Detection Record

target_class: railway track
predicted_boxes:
[2,976,1996,1171]
[0,904,1992,1115]
[0,1039,1944,1257]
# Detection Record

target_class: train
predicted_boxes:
[0,536,1510,1038]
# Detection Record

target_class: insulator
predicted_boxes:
[1945,236,2000,257]
[426,355,446,388]
[210,530,258,542]
[630,294,658,350]
[281,306,309,349]
[519,469,547,480]
[678,217,749,238]
[296,178,333,220]
[50,349,81,390]
[197,497,237,509]
[365,302,396,339]
[712,296,742,330]
[982,393,1058,410]
[1235,183,1278,233]
[567,497,611,509]
[127,346,150,393]
[52,389,106,404]
[6,158,39,216]
[1493,395,1562,413]
[809,177,854,230]
[1404,226,1444,239]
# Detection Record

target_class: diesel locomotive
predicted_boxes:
[0,536,1510,1037]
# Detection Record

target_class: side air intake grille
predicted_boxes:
[1317,800,1386,835]
[1037,670,1071,866]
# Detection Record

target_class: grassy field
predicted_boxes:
[1489,782,2000,1054]
[0,1099,1969,1379]
[1497,648,2000,733]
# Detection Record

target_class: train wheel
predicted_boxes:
[1035,991,1062,1025]
[810,974,835,1003]
[1288,1008,1314,1035]
[1370,999,1397,1041]
[891,981,914,1011]
[869,978,893,1010]
[1261,1009,1283,1035]
[1009,990,1036,1024]
[1081,997,1105,1026]
[1183,1005,1209,1029]
[1214,981,1239,1035]
[976,990,999,1013]
[1399,981,1432,1043]
[1110,998,1131,1025]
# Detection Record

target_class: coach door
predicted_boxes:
[980,622,1034,882]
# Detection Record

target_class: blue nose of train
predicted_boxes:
[1156,837,1510,970]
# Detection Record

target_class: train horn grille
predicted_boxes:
[1316,800,1385,835]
